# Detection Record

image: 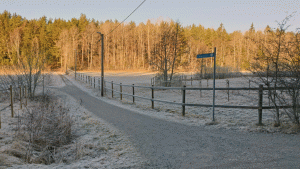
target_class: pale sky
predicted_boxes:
[0,0,299,33]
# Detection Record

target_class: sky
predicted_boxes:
[0,0,299,33]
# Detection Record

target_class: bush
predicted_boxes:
[16,94,74,164]
[195,66,243,79]
[154,73,183,87]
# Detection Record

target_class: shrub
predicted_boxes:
[16,94,74,164]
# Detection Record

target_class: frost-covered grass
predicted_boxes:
[74,71,299,134]
[0,73,147,168]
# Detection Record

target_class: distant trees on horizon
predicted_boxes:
[0,10,298,73]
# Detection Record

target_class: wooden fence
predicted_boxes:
[74,72,295,125]
[0,85,28,129]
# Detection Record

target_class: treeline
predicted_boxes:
[0,10,297,71]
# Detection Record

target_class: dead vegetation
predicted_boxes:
[0,93,105,167]
[3,94,74,165]
[0,88,145,168]
[250,14,300,127]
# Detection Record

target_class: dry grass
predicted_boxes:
[78,69,158,73]
[279,123,300,134]
[0,92,118,167]
[10,94,74,164]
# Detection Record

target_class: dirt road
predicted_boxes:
[59,75,300,168]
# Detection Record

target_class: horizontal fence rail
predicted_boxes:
[73,71,298,125]
[0,105,10,112]
[0,84,29,128]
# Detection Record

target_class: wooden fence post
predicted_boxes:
[104,81,106,96]
[10,85,13,117]
[199,80,202,97]
[267,82,271,105]
[22,85,24,98]
[99,78,101,91]
[25,85,27,106]
[268,91,271,106]
[207,78,209,87]
[227,80,230,101]
[258,84,263,125]
[182,85,186,116]
[249,80,251,94]
[151,85,154,109]
[112,81,114,98]
[120,83,122,100]
[43,75,45,95]
[132,84,135,103]
[19,86,22,109]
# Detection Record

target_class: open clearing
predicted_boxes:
[78,71,297,133]
[0,72,299,168]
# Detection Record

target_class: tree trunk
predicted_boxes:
[148,25,151,70]
[91,33,93,69]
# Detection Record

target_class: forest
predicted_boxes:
[0,10,298,72]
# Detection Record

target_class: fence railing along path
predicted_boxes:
[0,85,28,129]
[0,73,50,129]
[72,71,295,125]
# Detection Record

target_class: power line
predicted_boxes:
[106,0,146,36]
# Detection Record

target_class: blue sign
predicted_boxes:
[197,53,215,58]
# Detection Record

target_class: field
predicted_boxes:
[78,71,294,133]
[0,71,298,168]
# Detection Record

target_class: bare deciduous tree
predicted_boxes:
[150,21,187,87]
[251,13,300,126]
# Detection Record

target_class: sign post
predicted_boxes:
[75,50,77,80]
[197,47,217,122]
[97,32,104,97]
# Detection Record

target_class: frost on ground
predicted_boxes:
[0,73,147,169]
[72,71,300,134]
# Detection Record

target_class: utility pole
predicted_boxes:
[75,49,77,80]
[97,32,104,97]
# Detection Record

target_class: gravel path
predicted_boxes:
[59,75,300,168]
